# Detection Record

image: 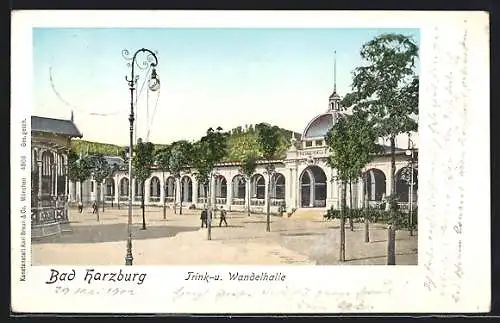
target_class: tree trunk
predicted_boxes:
[387,224,396,265]
[339,181,346,262]
[141,180,146,230]
[266,167,271,232]
[389,135,397,212]
[179,180,183,215]
[173,179,177,214]
[102,182,105,213]
[80,180,84,203]
[163,187,167,220]
[247,177,251,216]
[349,179,354,231]
[207,184,212,241]
[96,184,100,222]
[364,176,370,243]
[387,135,397,264]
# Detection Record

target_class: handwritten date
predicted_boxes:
[55,286,135,296]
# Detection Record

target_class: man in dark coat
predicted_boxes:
[200,207,208,228]
[219,206,228,227]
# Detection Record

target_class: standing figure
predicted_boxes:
[219,206,228,227]
[78,200,83,213]
[92,201,97,214]
[200,207,208,228]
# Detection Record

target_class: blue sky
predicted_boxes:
[33,28,420,146]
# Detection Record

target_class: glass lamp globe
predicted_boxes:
[148,68,160,92]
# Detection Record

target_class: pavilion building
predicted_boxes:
[31,114,82,237]
[70,66,418,220]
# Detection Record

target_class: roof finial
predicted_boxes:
[70,110,74,122]
[333,50,337,93]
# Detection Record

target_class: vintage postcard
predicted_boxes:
[11,10,490,313]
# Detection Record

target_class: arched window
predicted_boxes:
[300,166,327,208]
[396,167,418,203]
[251,174,265,199]
[271,173,285,200]
[181,176,193,203]
[120,178,129,196]
[165,177,175,201]
[232,175,246,199]
[150,177,160,197]
[363,168,386,201]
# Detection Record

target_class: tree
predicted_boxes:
[67,150,92,204]
[155,145,172,220]
[255,123,281,232]
[325,111,379,262]
[168,140,193,215]
[344,33,419,264]
[240,154,258,216]
[133,139,155,230]
[191,127,228,240]
[88,153,112,222]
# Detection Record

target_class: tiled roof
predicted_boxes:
[377,144,413,155]
[31,116,83,138]
[104,156,126,168]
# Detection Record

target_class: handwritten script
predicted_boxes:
[169,280,394,311]
[425,22,468,305]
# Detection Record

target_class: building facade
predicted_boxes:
[31,115,82,237]
[71,85,418,218]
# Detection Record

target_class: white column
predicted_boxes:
[264,174,269,212]
[309,171,315,207]
[114,175,119,205]
[160,174,166,205]
[210,175,216,207]
[53,160,58,196]
[144,178,150,205]
[292,167,298,210]
[359,178,365,208]
[175,179,181,205]
[64,156,68,198]
[245,177,250,212]
[226,176,233,211]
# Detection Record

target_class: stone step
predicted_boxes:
[290,208,327,220]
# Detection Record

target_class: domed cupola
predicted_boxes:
[301,51,347,146]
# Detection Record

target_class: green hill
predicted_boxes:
[70,124,301,162]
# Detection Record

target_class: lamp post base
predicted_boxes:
[125,238,133,266]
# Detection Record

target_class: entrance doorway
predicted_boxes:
[300,166,327,207]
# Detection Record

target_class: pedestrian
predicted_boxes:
[92,201,97,214]
[200,207,208,228]
[219,206,228,227]
[78,200,83,213]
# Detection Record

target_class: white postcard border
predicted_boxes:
[10,10,490,313]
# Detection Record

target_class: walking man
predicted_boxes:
[78,200,83,213]
[219,206,228,227]
[200,206,208,228]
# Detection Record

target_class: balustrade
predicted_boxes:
[231,198,245,205]
[270,198,285,206]
[149,196,161,203]
[215,197,227,205]
[250,198,265,206]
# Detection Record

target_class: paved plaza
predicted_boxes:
[32,206,418,266]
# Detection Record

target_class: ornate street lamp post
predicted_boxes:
[122,48,160,266]
[405,138,416,236]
